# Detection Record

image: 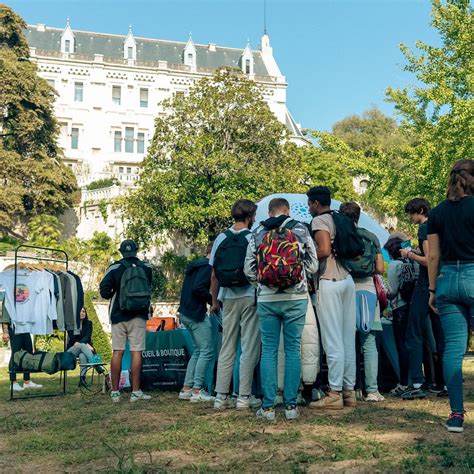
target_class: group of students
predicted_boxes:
[175,159,473,433]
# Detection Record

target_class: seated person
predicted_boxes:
[67,307,103,385]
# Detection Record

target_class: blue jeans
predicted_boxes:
[359,331,379,393]
[181,314,214,390]
[437,263,474,414]
[258,299,307,409]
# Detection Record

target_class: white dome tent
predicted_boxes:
[254,193,390,247]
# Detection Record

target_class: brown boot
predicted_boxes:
[343,390,357,407]
[309,390,343,410]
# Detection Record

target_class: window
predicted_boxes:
[125,127,134,153]
[114,131,122,152]
[71,127,79,149]
[245,59,251,74]
[140,88,148,108]
[74,82,83,102]
[187,53,193,64]
[112,86,121,105]
[119,166,124,173]
[127,46,133,59]
[65,39,70,53]
[137,132,145,153]
[126,167,132,174]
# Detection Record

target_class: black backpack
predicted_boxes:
[213,229,251,287]
[398,258,418,302]
[119,259,152,312]
[321,211,365,260]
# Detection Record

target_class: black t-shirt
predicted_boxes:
[427,196,474,262]
[417,222,429,284]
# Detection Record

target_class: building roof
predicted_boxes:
[25,25,270,76]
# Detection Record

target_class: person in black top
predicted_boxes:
[427,159,474,433]
[100,239,153,404]
[399,198,437,400]
[178,241,214,403]
[67,307,101,386]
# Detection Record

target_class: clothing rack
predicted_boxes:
[9,244,69,401]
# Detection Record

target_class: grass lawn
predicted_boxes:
[0,360,473,473]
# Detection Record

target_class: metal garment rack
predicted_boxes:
[9,244,69,401]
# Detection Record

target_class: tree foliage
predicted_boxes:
[382,0,473,209]
[0,5,77,238]
[28,214,63,247]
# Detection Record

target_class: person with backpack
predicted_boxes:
[99,239,153,403]
[244,198,318,420]
[339,202,385,402]
[399,198,445,400]
[307,187,361,410]
[178,241,215,403]
[427,159,474,433]
[209,199,261,411]
[384,235,414,396]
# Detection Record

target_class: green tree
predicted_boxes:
[0,5,77,238]
[85,232,119,289]
[123,67,308,247]
[27,214,63,247]
[332,107,409,155]
[384,0,473,208]
[84,291,112,362]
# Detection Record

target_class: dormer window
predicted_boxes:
[60,18,75,54]
[124,25,136,61]
[183,33,196,69]
[241,40,254,75]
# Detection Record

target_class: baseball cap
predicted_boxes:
[119,239,138,258]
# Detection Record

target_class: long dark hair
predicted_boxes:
[447,160,474,201]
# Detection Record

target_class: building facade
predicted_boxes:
[25,21,306,239]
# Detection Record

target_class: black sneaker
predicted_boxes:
[437,389,449,398]
[445,412,464,433]
[401,385,427,400]
[429,384,444,394]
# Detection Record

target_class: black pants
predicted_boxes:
[392,305,410,386]
[9,329,33,382]
[430,311,445,387]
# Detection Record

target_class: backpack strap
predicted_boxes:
[120,258,143,268]
[37,352,48,372]
[282,219,298,230]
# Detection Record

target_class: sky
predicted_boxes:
[7,0,440,131]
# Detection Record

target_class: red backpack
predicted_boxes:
[256,221,304,289]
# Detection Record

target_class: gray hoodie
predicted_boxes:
[244,216,318,302]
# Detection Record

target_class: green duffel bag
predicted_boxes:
[13,350,60,375]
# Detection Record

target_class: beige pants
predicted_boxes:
[215,296,260,396]
[112,318,146,351]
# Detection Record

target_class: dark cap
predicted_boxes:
[119,239,138,258]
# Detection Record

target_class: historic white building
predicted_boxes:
[25,21,306,240]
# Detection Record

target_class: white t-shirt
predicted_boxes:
[209,226,255,301]
[0,270,57,335]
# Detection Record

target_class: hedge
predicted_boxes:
[84,291,112,362]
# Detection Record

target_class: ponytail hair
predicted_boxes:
[447,160,474,201]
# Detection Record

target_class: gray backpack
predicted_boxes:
[119,259,152,312]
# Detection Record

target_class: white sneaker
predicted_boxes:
[110,391,121,403]
[12,382,24,392]
[130,390,152,403]
[256,407,276,422]
[214,395,236,410]
[365,391,385,402]
[179,389,192,400]
[285,406,299,420]
[190,390,214,403]
[236,395,262,410]
[23,381,43,390]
